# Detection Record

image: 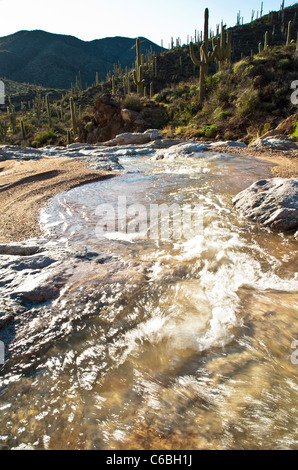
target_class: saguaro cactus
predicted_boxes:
[189,8,216,104]
[133,38,144,96]
[46,94,51,127]
[214,24,232,70]
[264,31,269,50]
[286,20,292,46]
[70,96,78,135]
[7,98,16,133]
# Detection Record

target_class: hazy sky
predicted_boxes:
[0,0,294,46]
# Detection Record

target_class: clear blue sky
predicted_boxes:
[0,0,295,46]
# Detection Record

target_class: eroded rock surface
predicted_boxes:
[249,135,298,151]
[233,178,298,232]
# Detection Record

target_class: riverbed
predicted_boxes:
[0,150,297,450]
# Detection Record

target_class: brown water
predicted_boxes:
[0,152,297,450]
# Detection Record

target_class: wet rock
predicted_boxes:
[116,133,151,145]
[249,135,298,151]
[152,140,247,161]
[0,241,117,307]
[8,254,56,271]
[208,140,247,149]
[153,141,203,160]
[149,138,182,149]
[0,244,41,256]
[143,129,163,140]
[233,178,298,232]
[0,145,43,162]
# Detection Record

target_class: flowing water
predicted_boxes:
[1,151,298,450]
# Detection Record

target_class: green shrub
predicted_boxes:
[236,89,259,118]
[233,59,250,75]
[84,121,95,133]
[203,125,217,138]
[276,59,291,70]
[205,72,225,89]
[213,109,228,121]
[292,122,298,139]
[32,129,57,147]
[121,94,142,111]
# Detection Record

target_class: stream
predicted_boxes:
[0,150,298,450]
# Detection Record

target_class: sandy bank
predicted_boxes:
[0,157,115,243]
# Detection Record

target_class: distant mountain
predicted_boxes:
[0,30,162,89]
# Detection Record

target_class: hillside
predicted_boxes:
[0,31,162,89]
[0,4,298,149]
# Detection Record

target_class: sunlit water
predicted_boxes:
[1,152,297,450]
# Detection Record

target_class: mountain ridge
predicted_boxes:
[0,30,162,89]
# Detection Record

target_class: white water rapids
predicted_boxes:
[0,150,297,450]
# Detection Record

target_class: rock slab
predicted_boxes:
[233,178,298,232]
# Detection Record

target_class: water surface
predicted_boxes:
[1,151,297,450]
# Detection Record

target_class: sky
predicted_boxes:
[0,0,295,47]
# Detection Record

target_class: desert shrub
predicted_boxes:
[223,130,237,141]
[274,87,289,107]
[121,94,142,111]
[32,129,57,147]
[84,121,95,133]
[213,109,228,121]
[292,122,298,139]
[236,89,259,118]
[203,125,217,138]
[233,59,250,75]
[183,127,204,138]
[276,59,291,70]
[154,89,173,103]
[205,72,225,89]
[243,65,255,77]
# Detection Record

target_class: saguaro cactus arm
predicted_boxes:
[213,25,232,69]
[133,38,144,96]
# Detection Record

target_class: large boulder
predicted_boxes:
[249,135,298,151]
[233,178,298,232]
[116,132,151,145]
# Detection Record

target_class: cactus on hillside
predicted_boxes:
[286,20,292,46]
[7,97,16,133]
[20,119,26,140]
[189,8,217,104]
[264,31,269,49]
[214,24,232,70]
[67,129,72,145]
[150,82,154,99]
[46,94,51,127]
[133,38,145,96]
[70,96,78,135]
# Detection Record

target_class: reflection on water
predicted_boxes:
[1,152,297,450]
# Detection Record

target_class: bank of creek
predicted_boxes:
[0,139,297,450]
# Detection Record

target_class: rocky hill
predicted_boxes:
[0,31,161,89]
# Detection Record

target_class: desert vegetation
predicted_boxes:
[0,3,297,147]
